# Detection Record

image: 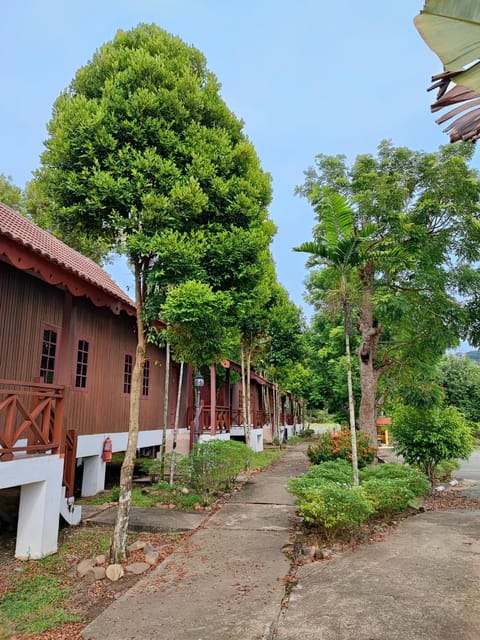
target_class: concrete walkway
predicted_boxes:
[82,447,308,640]
[82,446,480,640]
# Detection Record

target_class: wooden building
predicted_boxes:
[0,202,302,559]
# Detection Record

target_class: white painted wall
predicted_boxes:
[0,455,64,559]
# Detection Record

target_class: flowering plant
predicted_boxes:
[307,428,375,467]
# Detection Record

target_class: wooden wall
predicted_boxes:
[0,261,188,437]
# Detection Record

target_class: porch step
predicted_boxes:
[59,486,82,526]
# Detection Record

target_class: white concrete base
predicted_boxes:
[81,454,106,497]
[0,454,64,559]
[60,486,82,525]
[229,426,264,452]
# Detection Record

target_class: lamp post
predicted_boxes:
[193,372,204,444]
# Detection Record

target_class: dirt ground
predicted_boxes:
[2,485,480,640]
[1,528,189,640]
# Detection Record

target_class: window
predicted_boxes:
[40,329,57,384]
[75,340,89,388]
[142,360,150,397]
[124,354,133,394]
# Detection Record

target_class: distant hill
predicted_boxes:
[465,351,480,363]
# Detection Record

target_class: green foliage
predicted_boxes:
[35,24,272,257]
[359,464,430,497]
[298,428,315,438]
[287,459,354,496]
[296,482,373,542]
[248,448,284,470]
[161,280,234,366]
[392,404,474,484]
[289,460,431,539]
[306,428,375,467]
[434,354,480,422]
[32,22,275,378]
[361,478,416,518]
[178,439,251,500]
[297,141,480,433]
[434,458,461,482]
[0,174,22,210]
[0,574,80,638]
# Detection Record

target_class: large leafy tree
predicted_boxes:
[33,24,272,561]
[0,174,22,209]
[434,354,480,424]
[295,188,381,481]
[297,141,480,446]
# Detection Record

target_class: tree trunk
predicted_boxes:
[345,317,359,486]
[245,345,253,448]
[169,361,184,485]
[110,265,146,563]
[357,264,382,448]
[160,341,170,479]
[240,342,248,443]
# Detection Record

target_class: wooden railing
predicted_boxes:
[0,379,64,461]
[187,405,231,434]
[231,409,269,428]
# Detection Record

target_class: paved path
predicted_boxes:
[82,446,480,640]
[276,510,480,640]
[276,448,480,640]
[82,447,308,640]
[455,448,480,499]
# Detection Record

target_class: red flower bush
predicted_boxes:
[307,428,375,467]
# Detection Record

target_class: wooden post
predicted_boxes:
[210,363,216,436]
[225,365,231,432]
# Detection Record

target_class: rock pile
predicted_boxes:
[76,538,160,583]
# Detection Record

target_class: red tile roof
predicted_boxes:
[0,202,134,310]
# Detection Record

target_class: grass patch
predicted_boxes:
[248,448,285,470]
[0,573,80,639]
[80,446,285,510]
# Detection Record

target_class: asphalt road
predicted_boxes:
[457,447,480,481]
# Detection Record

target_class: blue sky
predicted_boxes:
[0,1,455,318]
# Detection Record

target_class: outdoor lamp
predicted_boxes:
[193,372,204,444]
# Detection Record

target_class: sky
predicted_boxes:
[0,1,458,320]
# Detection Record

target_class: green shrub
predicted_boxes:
[392,405,473,485]
[359,464,430,497]
[298,428,315,439]
[307,428,375,467]
[288,460,354,497]
[296,482,373,542]
[434,459,460,482]
[361,478,415,517]
[178,439,250,500]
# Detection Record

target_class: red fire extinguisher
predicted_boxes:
[102,437,113,463]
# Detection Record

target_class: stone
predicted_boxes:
[301,545,318,558]
[180,487,189,495]
[125,562,150,575]
[144,543,156,555]
[94,554,106,566]
[106,564,124,582]
[127,540,146,553]
[77,558,95,578]
[85,566,106,583]
[145,550,160,566]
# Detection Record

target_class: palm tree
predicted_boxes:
[415,1,480,142]
[295,187,376,485]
